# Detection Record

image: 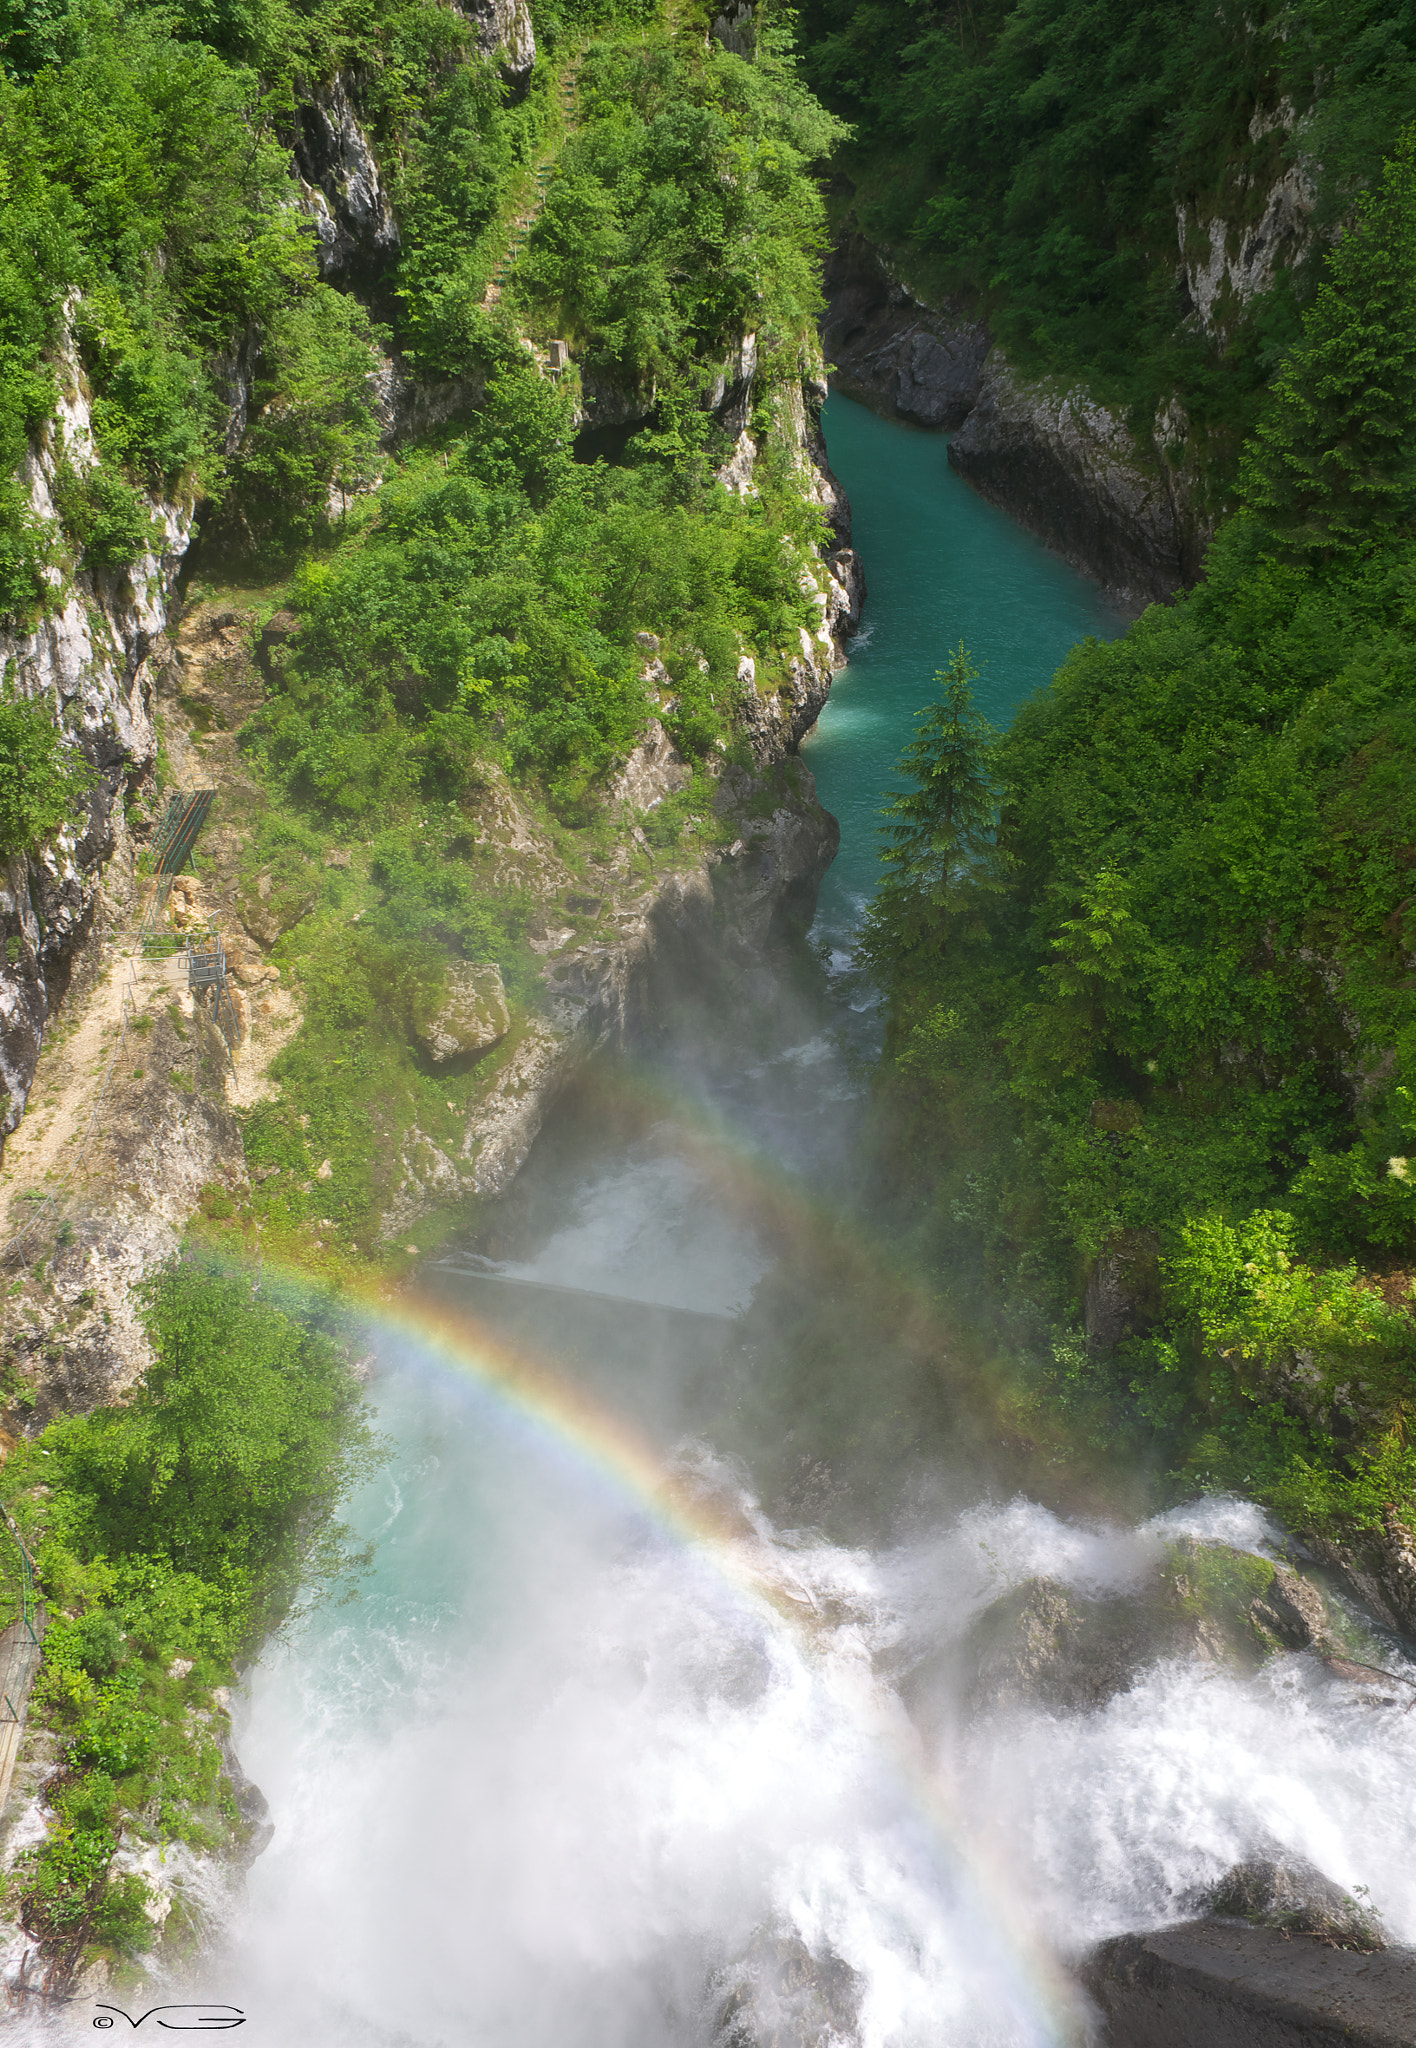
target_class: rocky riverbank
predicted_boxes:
[820,233,1211,605]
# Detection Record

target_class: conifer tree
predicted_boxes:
[859,647,1001,968]
[1242,129,1416,562]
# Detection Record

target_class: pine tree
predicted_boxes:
[858,647,1001,971]
[1242,129,1416,562]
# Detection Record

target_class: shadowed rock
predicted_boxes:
[1080,1920,1416,2048]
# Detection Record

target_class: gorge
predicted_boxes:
[1,0,1416,2037]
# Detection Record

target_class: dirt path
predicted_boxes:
[0,940,188,1252]
[484,54,584,312]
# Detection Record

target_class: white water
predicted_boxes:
[195,1126,1416,2048]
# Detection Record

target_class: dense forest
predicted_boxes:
[862,131,1416,1541]
[800,0,1416,474]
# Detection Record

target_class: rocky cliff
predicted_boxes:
[1,291,859,1429]
[821,234,1211,604]
[0,324,190,1153]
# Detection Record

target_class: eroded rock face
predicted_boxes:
[294,76,401,284]
[712,759,841,951]
[948,352,1208,603]
[608,719,692,812]
[419,962,511,1065]
[452,0,535,89]
[0,319,190,1154]
[821,236,990,430]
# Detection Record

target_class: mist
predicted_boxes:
[185,971,1416,2048]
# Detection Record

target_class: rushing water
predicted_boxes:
[201,403,1416,2046]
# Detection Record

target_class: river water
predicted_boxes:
[223,400,1416,2046]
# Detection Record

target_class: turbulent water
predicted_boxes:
[210,406,1416,2046]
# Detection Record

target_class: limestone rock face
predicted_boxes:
[294,76,401,283]
[0,315,191,1152]
[821,235,990,430]
[1176,99,1315,336]
[608,719,692,812]
[948,351,1208,603]
[712,760,841,950]
[420,962,511,1066]
[452,0,536,88]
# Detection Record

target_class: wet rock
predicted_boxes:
[712,761,840,950]
[1249,1565,1331,1651]
[947,1542,1322,1722]
[418,962,511,1066]
[712,1931,862,2048]
[1210,1854,1385,1950]
[962,1575,1164,1716]
[1080,1920,1416,2048]
[1305,1512,1416,1644]
[216,1724,275,1866]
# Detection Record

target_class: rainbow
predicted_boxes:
[284,1272,1092,2047]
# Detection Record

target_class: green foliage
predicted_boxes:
[0,689,95,859]
[1170,1208,1407,1376]
[867,146,1416,1538]
[519,31,845,388]
[50,458,161,567]
[38,1258,381,1631]
[858,648,1002,966]
[3,1259,381,1978]
[800,0,1416,450]
[1241,129,1416,561]
[219,287,388,553]
[251,390,822,822]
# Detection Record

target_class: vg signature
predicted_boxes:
[93,2007,246,2031]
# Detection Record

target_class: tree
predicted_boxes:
[44,1259,382,1637]
[868,647,1004,937]
[1241,128,1416,563]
